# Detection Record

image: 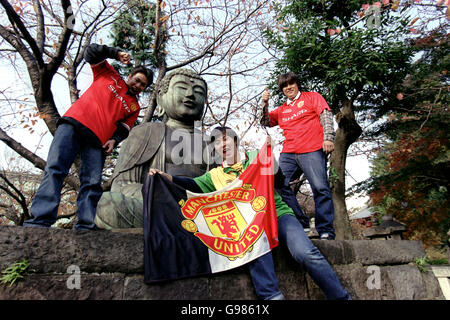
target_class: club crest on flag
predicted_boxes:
[179,184,268,260]
[202,201,247,241]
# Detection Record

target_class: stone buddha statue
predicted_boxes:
[94,69,216,229]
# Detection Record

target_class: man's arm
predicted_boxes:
[173,176,203,193]
[319,109,335,154]
[84,43,131,65]
[148,169,205,193]
[111,123,132,146]
[102,122,132,154]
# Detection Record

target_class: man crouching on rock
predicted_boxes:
[23,43,153,231]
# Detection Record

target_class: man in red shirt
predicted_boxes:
[24,43,153,230]
[261,72,336,239]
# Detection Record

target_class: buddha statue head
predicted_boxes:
[157,69,208,128]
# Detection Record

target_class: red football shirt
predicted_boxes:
[63,61,140,145]
[268,92,330,154]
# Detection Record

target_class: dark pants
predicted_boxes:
[247,215,349,300]
[274,167,311,229]
[278,150,336,239]
[23,123,105,230]
[278,214,349,299]
[248,252,284,300]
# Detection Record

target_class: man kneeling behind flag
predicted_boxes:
[143,126,350,300]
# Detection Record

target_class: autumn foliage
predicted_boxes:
[370,128,449,246]
[362,0,450,246]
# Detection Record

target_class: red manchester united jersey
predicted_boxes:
[63,61,140,145]
[268,92,330,154]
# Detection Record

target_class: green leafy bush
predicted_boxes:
[0,259,30,287]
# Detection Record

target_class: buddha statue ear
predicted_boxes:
[156,88,166,118]
[156,105,165,118]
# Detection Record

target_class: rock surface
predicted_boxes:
[0,225,445,300]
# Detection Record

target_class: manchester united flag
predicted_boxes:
[143,143,278,283]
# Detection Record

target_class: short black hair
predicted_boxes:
[130,65,153,88]
[210,126,239,146]
[277,72,300,91]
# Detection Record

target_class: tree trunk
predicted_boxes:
[143,64,166,122]
[36,72,61,135]
[143,0,167,123]
[330,99,362,240]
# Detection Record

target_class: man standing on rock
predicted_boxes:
[23,43,153,231]
[261,72,336,240]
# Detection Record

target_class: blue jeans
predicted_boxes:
[279,151,335,238]
[274,168,311,229]
[23,123,105,230]
[278,214,350,300]
[248,252,284,300]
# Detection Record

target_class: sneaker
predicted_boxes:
[306,228,319,239]
[320,233,331,240]
[269,293,286,300]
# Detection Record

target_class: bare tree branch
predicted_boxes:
[33,0,46,53]
[0,0,44,67]
[0,127,79,190]
[47,0,74,76]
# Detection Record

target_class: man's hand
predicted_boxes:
[117,51,131,65]
[323,140,335,154]
[148,168,173,182]
[266,135,273,147]
[262,87,270,105]
[103,139,116,154]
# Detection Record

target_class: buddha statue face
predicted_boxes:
[157,70,207,124]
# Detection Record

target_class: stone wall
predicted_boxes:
[0,225,445,300]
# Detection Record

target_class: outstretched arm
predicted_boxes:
[84,43,130,65]
[148,169,203,193]
[149,168,173,181]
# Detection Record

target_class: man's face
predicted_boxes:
[127,72,148,96]
[214,134,237,162]
[159,74,207,122]
[282,81,299,101]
